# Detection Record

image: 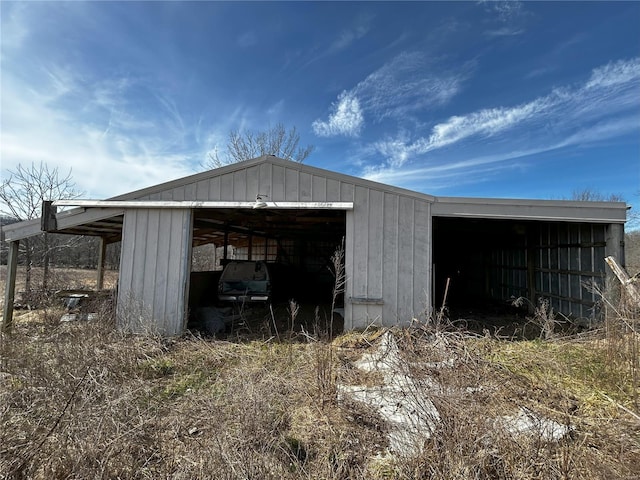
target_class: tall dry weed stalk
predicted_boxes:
[589,281,639,408]
[330,238,345,339]
[513,296,561,340]
[313,241,345,409]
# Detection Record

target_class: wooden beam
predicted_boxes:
[96,237,107,291]
[605,256,640,305]
[2,241,19,332]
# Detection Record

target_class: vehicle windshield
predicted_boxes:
[220,262,267,281]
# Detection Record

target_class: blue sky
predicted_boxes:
[1,1,639,222]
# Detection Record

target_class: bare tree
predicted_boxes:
[570,188,638,229]
[0,162,81,293]
[207,123,314,168]
[570,188,625,203]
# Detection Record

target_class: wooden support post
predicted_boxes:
[264,237,269,261]
[96,237,107,291]
[2,240,19,332]
[527,227,537,313]
[247,234,253,261]
[605,223,625,267]
[223,227,229,261]
[605,256,640,306]
[604,223,626,307]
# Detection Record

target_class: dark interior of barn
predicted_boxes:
[188,208,346,335]
[432,216,606,332]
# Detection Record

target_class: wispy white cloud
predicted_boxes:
[0,2,30,50]
[301,12,374,69]
[364,57,640,183]
[362,149,530,191]
[312,91,364,137]
[1,59,199,199]
[489,0,524,22]
[417,99,549,153]
[329,12,373,52]
[354,52,465,120]
[586,57,640,89]
[313,52,469,137]
[485,27,524,37]
[479,0,527,36]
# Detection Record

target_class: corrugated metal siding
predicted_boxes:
[535,222,606,320]
[489,237,528,301]
[127,162,434,331]
[118,208,192,335]
[134,163,376,204]
[345,189,432,329]
[486,222,608,320]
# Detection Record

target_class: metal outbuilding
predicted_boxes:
[1,156,628,335]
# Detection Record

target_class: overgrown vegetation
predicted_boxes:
[1,289,638,479]
[1,237,639,478]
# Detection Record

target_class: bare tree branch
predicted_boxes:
[0,162,83,293]
[207,124,314,168]
[0,161,82,221]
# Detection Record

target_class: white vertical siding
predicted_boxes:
[312,175,327,201]
[272,165,285,200]
[118,160,435,332]
[396,196,415,322]
[413,199,431,319]
[117,208,192,336]
[382,193,399,323]
[346,187,432,329]
[258,163,272,198]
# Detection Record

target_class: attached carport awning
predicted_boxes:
[433,197,628,223]
[1,199,353,244]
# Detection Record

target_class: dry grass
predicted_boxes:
[1,298,639,478]
[0,265,118,310]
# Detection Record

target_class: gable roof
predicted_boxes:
[110,155,437,203]
[1,155,629,242]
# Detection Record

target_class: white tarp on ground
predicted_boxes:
[337,332,440,454]
[338,331,573,456]
[499,406,573,441]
